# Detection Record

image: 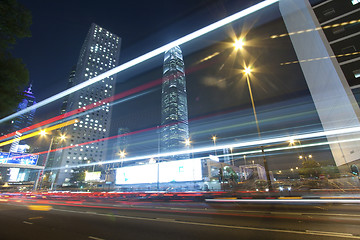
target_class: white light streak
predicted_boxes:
[47,126,360,171]
[0,0,278,124]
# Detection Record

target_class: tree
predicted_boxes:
[298,159,322,178]
[70,168,86,185]
[0,0,32,118]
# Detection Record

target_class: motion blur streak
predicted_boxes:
[270,19,360,39]
[206,199,360,204]
[42,126,360,172]
[0,0,278,125]
[27,205,52,211]
[281,51,360,66]
[0,56,209,143]
[0,119,77,148]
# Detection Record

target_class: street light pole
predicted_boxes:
[244,69,272,191]
[229,147,234,166]
[36,135,54,191]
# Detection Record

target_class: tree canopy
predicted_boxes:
[0,0,32,118]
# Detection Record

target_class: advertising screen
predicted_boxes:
[116,164,157,185]
[158,159,202,183]
[115,159,202,185]
[85,171,101,182]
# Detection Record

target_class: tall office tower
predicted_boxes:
[312,0,360,101]
[55,23,121,185]
[160,46,190,160]
[9,85,36,152]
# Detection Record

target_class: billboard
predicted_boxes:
[0,152,38,166]
[85,171,101,182]
[115,159,202,185]
[116,164,157,185]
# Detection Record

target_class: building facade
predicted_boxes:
[160,46,190,160]
[55,23,121,186]
[312,0,360,101]
[279,0,360,168]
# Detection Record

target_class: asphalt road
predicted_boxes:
[0,199,360,240]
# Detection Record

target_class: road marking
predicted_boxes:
[88,236,104,240]
[28,216,43,220]
[86,211,97,214]
[306,230,354,237]
[53,208,360,239]
[270,212,302,215]
[155,218,175,221]
[23,221,33,225]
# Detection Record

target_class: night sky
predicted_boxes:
[12,0,264,102]
[9,0,322,135]
[7,0,333,168]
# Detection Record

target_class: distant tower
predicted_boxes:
[55,23,121,185]
[60,66,76,116]
[9,85,36,152]
[160,46,189,159]
[46,67,76,174]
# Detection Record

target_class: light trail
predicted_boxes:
[0,119,77,148]
[0,0,279,125]
[43,125,360,171]
[280,51,360,66]
[0,55,209,143]
[270,19,360,39]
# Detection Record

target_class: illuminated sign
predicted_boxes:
[115,159,202,185]
[85,171,101,182]
[0,152,38,165]
[8,168,20,182]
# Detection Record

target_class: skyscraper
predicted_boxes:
[55,23,121,185]
[160,46,190,159]
[9,85,36,152]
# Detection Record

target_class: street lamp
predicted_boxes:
[119,150,126,167]
[233,38,245,50]
[212,136,217,156]
[36,132,67,191]
[184,138,194,159]
[299,154,312,161]
[229,147,234,166]
[242,65,272,191]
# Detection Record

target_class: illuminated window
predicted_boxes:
[322,8,335,17]
[352,0,360,5]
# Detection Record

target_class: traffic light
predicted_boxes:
[218,168,223,183]
[350,164,359,176]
